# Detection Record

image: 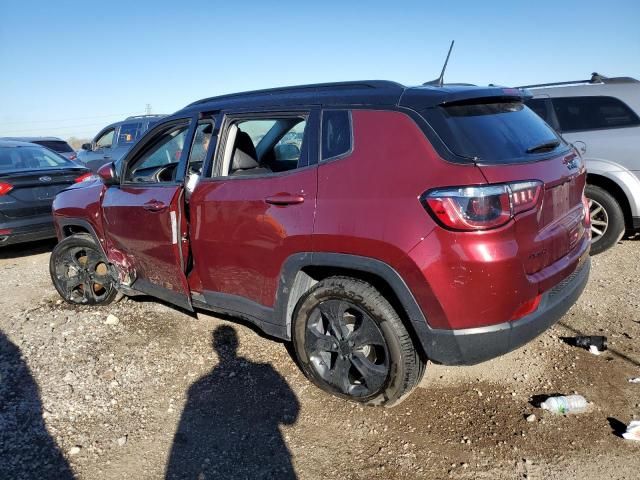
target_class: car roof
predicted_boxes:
[0,139,47,148]
[0,136,66,142]
[175,80,527,115]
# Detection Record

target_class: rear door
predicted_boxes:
[0,145,88,220]
[101,118,195,310]
[188,109,319,310]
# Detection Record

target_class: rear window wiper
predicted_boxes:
[526,140,560,154]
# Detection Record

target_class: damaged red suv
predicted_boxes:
[50,81,590,406]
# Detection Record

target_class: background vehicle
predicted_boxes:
[77,114,166,172]
[0,140,93,246]
[0,136,78,162]
[524,73,640,254]
[49,81,590,406]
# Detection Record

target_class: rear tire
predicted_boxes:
[585,184,625,255]
[50,234,118,305]
[292,276,425,407]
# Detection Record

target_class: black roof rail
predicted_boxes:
[125,114,167,120]
[518,72,639,89]
[187,80,405,107]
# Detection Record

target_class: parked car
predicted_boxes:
[0,140,93,246]
[0,136,78,162]
[523,73,640,254]
[76,114,166,172]
[49,81,590,406]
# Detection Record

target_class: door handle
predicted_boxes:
[143,200,168,212]
[265,193,305,206]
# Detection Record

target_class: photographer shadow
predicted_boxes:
[0,330,74,479]
[165,325,300,479]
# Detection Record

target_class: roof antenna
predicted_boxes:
[424,40,455,87]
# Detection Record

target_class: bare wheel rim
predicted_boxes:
[305,299,390,398]
[589,198,609,243]
[54,245,114,303]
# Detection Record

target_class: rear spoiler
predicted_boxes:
[400,86,532,110]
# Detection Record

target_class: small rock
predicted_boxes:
[63,371,76,384]
[68,446,81,455]
[56,299,63,305]
[117,436,127,447]
[526,414,536,422]
[105,314,120,325]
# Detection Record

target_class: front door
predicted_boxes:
[188,109,319,315]
[101,119,195,310]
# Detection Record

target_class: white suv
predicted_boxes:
[524,73,640,254]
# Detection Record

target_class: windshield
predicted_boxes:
[422,100,568,163]
[0,146,76,173]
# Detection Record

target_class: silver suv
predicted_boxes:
[524,73,640,254]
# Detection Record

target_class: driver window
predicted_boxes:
[185,121,215,193]
[125,124,189,183]
[95,129,115,149]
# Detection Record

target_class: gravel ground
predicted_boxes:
[0,238,639,479]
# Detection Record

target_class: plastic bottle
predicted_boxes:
[540,395,588,414]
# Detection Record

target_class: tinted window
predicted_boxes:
[33,140,74,153]
[322,110,351,160]
[0,146,74,173]
[421,100,567,163]
[552,96,640,132]
[117,122,143,146]
[525,99,551,123]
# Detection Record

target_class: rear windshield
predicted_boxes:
[421,99,568,163]
[0,146,75,173]
[32,140,74,153]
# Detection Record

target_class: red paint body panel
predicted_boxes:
[100,185,190,297]
[188,167,317,306]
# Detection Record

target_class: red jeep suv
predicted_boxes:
[49,81,590,406]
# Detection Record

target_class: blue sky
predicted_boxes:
[1,0,638,139]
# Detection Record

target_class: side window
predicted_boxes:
[322,110,352,160]
[526,99,552,124]
[95,129,115,149]
[220,115,308,177]
[125,124,189,183]
[188,121,215,174]
[552,96,640,132]
[117,122,143,146]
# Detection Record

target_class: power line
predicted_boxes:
[0,112,144,126]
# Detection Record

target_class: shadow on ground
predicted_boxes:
[165,325,300,480]
[0,239,57,259]
[0,330,74,479]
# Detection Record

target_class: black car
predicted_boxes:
[0,140,94,247]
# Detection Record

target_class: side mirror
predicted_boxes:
[274,143,301,161]
[97,162,119,186]
[81,143,92,151]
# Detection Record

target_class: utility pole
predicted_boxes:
[145,103,152,115]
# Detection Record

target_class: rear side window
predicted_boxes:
[421,100,567,164]
[525,99,552,124]
[322,110,352,160]
[551,96,640,132]
[118,122,143,146]
[33,140,74,153]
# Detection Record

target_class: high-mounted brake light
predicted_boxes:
[0,182,13,196]
[422,180,543,231]
[74,172,96,183]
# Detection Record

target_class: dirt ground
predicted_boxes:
[1,238,639,480]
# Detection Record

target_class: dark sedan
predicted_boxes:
[0,140,94,247]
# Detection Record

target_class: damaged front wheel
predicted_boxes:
[50,233,118,305]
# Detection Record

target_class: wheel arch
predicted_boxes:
[587,173,634,229]
[276,253,431,360]
[56,218,107,257]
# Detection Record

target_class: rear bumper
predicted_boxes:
[424,256,590,365]
[0,216,56,247]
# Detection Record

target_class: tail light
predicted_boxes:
[69,153,78,161]
[0,182,13,196]
[511,294,542,320]
[422,180,542,231]
[74,172,96,183]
